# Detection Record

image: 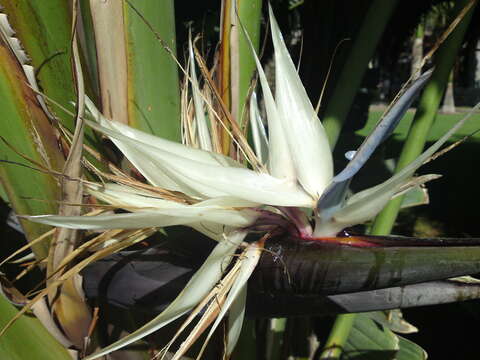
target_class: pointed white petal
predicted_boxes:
[87,120,314,207]
[240,15,296,181]
[84,231,247,360]
[269,6,333,199]
[189,36,212,151]
[89,183,259,209]
[226,286,247,356]
[85,97,238,168]
[202,242,262,355]
[250,92,269,164]
[87,183,186,209]
[25,207,257,230]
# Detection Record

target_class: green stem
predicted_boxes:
[319,314,356,360]
[371,0,476,236]
[236,0,262,125]
[322,0,398,148]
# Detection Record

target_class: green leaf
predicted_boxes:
[235,0,262,125]
[396,336,427,360]
[0,296,71,360]
[344,313,399,360]
[123,0,181,140]
[1,1,100,146]
[0,33,64,257]
[342,313,426,360]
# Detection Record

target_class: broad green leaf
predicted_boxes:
[0,29,64,257]
[1,1,99,146]
[344,313,399,360]
[89,0,180,139]
[0,296,71,360]
[123,0,180,140]
[396,336,427,360]
[343,313,426,360]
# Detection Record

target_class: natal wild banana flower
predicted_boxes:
[25,8,476,359]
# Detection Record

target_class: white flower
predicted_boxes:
[26,7,474,359]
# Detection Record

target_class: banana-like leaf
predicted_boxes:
[88,0,180,139]
[0,25,64,258]
[1,1,99,146]
[343,313,426,360]
[0,296,71,360]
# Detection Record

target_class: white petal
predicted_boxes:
[270,6,333,199]
[189,36,212,151]
[226,286,247,356]
[87,120,314,207]
[87,183,186,209]
[250,91,269,165]
[240,15,296,181]
[25,206,256,230]
[203,242,262,355]
[85,97,238,168]
[84,231,247,360]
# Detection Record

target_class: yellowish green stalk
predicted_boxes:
[322,0,398,147]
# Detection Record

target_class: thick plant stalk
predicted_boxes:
[372,0,476,236]
[322,0,398,147]
[319,314,356,359]
[232,0,262,126]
